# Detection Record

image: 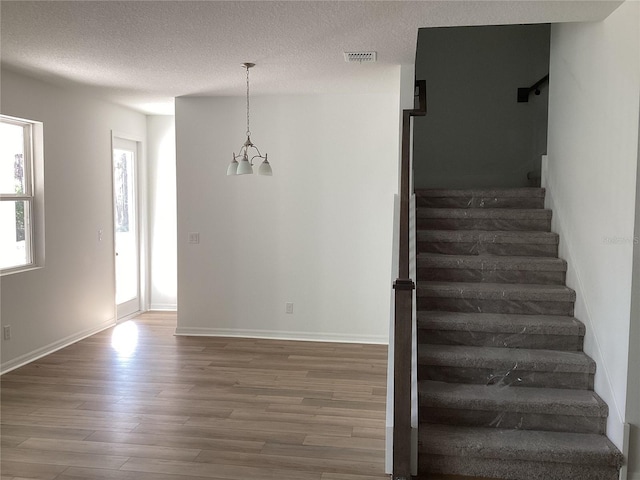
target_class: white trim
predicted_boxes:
[149,304,177,311]
[111,131,148,320]
[386,425,393,474]
[540,154,549,189]
[0,115,44,275]
[0,318,115,375]
[174,326,387,345]
[117,310,144,324]
[621,423,631,480]
[386,194,400,474]
[545,185,625,446]
[0,264,42,277]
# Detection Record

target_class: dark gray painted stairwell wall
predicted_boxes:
[413,24,550,189]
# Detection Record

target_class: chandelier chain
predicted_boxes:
[227,62,272,176]
[246,65,251,138]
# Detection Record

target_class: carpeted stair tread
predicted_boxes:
[416,188,546,198]
[418,311,585,336]
[417,208,552,232]
[418,208,552,220]
[419,380,608,418]
[418,344,595,374]
[417,281,576,302]
[418,253,567,271]
[417,230,560,257]
[419,424,624,467]
[415,188,546,209]
[418,230,559,245]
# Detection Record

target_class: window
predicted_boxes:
[0,115,43,273]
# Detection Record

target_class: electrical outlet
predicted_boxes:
[188,232,200,244]
[98,229,103,242]
[3,326,11,341]
[285,302,294,314]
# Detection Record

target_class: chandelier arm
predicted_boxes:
[250,144,263,157]
[249,154,266,163]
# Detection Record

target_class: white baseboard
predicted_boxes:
[386,425,393,474]
[540,154,549,189]
[1,318,116,375]
[149,303,177,311]
[174,326,387,345]
[621,423,631,480]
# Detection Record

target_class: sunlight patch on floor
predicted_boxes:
[111,320,139,359]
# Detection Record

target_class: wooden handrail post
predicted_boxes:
[398,111,411,280]
[392,279,414,479]
[392,79,426,480]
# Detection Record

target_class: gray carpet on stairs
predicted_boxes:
[415,188,623,480]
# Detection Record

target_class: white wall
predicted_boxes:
[546,0,640,450]
[147,115,177,310]
[175,78,402,342]
[0,69,147,372]
[414,24,551,189]
[626,106,640,480]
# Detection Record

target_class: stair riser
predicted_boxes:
[418,267,566,285]
[420,408,606,434]
[418,329,583,351]
[419,455,620,480]
[418,366,594,390]
[416,196,545,209]
[418,241,558,257]
[417,217,551,231]
[417,298,575,316]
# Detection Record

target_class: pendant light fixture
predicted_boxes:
[227,63,272,176]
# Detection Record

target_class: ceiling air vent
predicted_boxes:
[344,51,377,63]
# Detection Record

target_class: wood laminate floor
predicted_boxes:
[0,312,390,480]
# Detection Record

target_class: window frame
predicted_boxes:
[0,114,43,275]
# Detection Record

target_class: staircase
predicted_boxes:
[415,188,624,480]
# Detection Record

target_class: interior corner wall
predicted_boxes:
[413,24,550,189]
[0,69,147,373]
[546,0,640,450]
[147,115,177,311]
[175,88,401,343]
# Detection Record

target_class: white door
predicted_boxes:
[113,137,140,319]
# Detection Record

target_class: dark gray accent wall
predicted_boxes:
[414,24,550,189]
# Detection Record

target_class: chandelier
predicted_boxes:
[226,63,272,176]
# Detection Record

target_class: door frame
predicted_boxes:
[111,131,148,322]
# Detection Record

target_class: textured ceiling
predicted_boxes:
[1,1,623,114]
